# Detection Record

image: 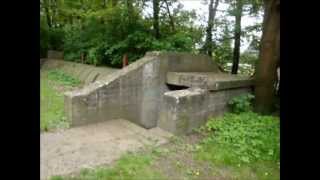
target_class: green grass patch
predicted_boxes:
[51,152,165,180]
[195,112,280,179]
[41,70,81,132]
[47,69,81,87]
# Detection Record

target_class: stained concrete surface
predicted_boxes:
[65,52,224,129]
[166,72,253,90]
[40,119,173,180]
[158,87,251,135]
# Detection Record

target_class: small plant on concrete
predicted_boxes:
[228,93,254,113]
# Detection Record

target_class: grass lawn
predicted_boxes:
[40,69,82,132]
[50,112,280,180]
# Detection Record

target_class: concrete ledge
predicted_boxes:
[166,72,254,90]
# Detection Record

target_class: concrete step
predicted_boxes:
[40,119,173,180]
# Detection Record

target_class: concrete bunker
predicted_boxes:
[64,52,253,135]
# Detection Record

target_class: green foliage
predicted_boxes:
[165,31,194,52]
[228,93,255,113]
[212,20,233,69]
[197,112,280,166]
[63,15,199,67]
[48,28,65,51]
[40,16,64,57]
[63,18,107,65]
[41,70,70,132]
[41,69,81,132]
[41,0,204,67]
[40,19,49,58]
[47,70,81,87]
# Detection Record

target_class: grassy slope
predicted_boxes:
[40,70,81,132]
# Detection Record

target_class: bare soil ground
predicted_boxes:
[40,119,173,180]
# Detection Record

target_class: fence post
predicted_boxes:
[122,53,128,68]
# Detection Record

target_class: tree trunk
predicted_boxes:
[153,0,160,39]
[108,0,118,7]
[122,53,129,68]
[113,0,118,7]
[164,0,175,32]
[254,0,280,114]
[231,0,243,74]
[43,0,52,28]
[203,0,219,57]
[52,0,59,27]
[127,0,134,27]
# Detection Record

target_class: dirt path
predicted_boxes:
[40,119,173,180]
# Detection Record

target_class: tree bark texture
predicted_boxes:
[43,0,52,28]
[231,0,243,74]
[254,0,280,114]
[153,0,160,39]
[204,0,220,57]
[164,0,175,32]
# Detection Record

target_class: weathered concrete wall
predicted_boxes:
[41,59,118,84]
[65,55,152,127]
[158,87,252,135]
[158,88,208,135]
[206,88,251,116]
[64,51,253,132]
[65,52,222,128]
[141,52,222,128]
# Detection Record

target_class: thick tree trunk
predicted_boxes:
[204,0,220,57]
[164,0,175,32]
[254,0,280,114]
[153,0,160,39]
[231,0,243,74]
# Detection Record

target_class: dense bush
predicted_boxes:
[63,19,106,64]
[40,2,203,67]
[40,19,64,58]
[228,93,255,113]
[48,28,65,51]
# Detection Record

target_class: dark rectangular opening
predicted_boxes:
[166,84,189,91]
